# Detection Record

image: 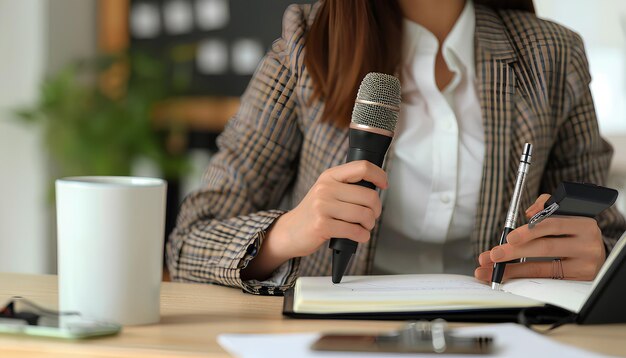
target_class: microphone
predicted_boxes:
[329,72,401,284]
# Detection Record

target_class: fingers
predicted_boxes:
[285,162,388,258]
[317,218,371,243]
[302,162,386,248]
[506,216,599,246]
[314,162,384,220]
[525,193,551,219]
[333,183,383,218]
[478,250,493,266]
[480,220,602,264]
[475,213,606,283]
[488,239,589,263]
[326,161,388,189]
[474,258,595,282]
[310,181,382,219]
[323,200,377,231]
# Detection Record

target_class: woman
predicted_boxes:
[166,0,626,295]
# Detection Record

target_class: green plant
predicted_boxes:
[15,51,189,180]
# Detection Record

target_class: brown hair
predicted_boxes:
[305,0,535,127]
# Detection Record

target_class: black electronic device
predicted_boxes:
[545,182,618,216]
[529,182,618,228]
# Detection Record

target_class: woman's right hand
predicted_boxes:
[241,160,387,281]
[272,160,387,258]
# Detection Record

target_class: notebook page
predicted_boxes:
[294,274,542,314]
[502,279,592,313]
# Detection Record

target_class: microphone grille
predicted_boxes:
[351,72,401,132]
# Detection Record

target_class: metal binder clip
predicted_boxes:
[395,319,447,353]
[431,319,447,353]
[529,202,560,229]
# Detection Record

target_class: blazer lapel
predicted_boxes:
[471,5,519,253]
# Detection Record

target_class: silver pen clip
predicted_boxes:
[528,202,560,229]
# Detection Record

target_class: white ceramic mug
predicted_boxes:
[56,176,167,325]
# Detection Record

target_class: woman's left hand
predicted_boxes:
[474,194,606,282]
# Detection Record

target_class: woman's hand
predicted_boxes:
[241,161,386,280]
[474,194,606,282]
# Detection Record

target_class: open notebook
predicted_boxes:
[284,236,626,323]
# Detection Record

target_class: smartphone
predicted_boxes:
[0,297,121,339]
[0,316,121,339]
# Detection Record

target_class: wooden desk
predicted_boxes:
[1,273,625,357]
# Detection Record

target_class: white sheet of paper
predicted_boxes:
[218,323,605,358]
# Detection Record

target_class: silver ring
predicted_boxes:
[552,258,564,280]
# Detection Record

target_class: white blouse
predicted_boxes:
[374,0,485,275]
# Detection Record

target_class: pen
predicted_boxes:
[491,143,533,290]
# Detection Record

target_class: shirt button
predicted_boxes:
[440,193,451,204]
[444,120,454,130]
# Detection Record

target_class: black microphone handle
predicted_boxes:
[329,130,392,283]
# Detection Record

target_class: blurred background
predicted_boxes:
[0,0,625,275]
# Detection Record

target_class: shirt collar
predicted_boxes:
[402,0,476,79]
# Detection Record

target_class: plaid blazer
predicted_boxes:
[166,3,626,295]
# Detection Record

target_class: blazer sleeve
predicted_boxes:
[166,5,308,295]
[539,32,626,252]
